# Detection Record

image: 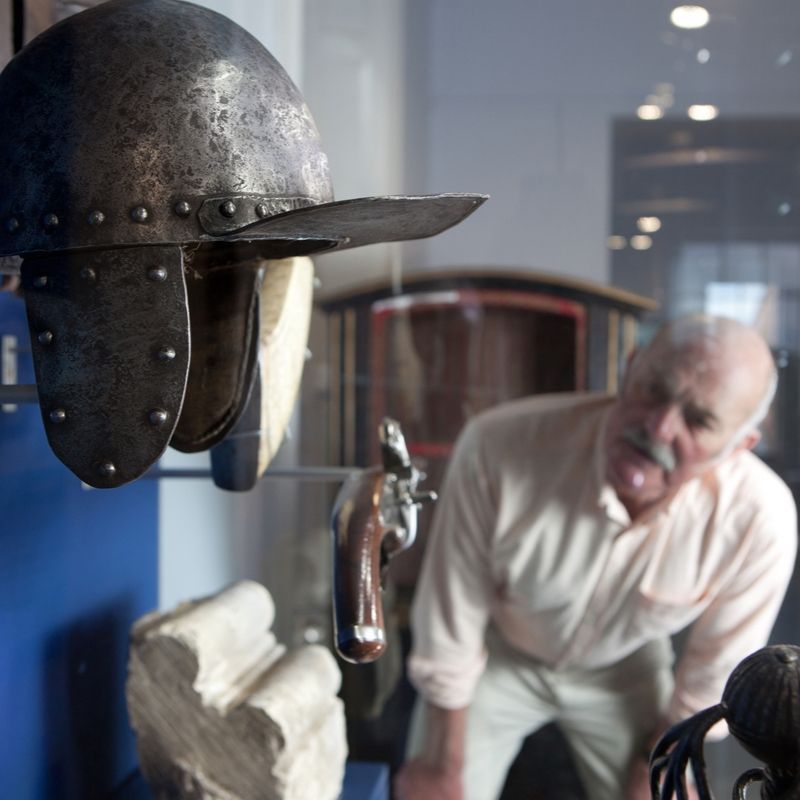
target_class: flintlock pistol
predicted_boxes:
[331,418,436,663]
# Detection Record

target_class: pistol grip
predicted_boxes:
[331,470,387,664]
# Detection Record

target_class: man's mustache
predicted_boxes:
[622,427,676,472]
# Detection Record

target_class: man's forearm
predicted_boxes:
[418,703,468,771]
[394,703,468,800]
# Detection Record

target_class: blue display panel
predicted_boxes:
[0,292,158,799]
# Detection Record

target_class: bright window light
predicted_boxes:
[670,5,710,29]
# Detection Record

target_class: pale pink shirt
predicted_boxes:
[408,393,797,730]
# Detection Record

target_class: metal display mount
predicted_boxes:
[650,644,800,799]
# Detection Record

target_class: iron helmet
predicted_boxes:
[0,0,486,488]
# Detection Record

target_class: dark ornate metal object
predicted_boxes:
[331,418,436,663]
[650,644,800,799]
[0,0,487,488]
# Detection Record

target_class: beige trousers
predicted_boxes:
[408,631,674,800]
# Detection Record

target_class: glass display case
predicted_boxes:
[2,1,799,799]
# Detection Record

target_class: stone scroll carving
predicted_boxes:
[126,580,347,800]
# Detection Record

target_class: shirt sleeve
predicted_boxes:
[667,487,798,739]
[406,418,498,709]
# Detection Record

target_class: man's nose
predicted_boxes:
[645,403,682,442]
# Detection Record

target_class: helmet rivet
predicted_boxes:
[80,267,97,282]
[97,461,116,478]
[37,330,54,345]
[148,408,168,426]
[33,275,48,288]
[49,408,67,423]
[5,217,19,233]
[255,203,269,219]
[87,210,105,226]
[219,200,237,218]
[157,345,176,362]
[131,206,149,223]
[147,266,168,282]
[42,213,59,229]
[174,200,191,217]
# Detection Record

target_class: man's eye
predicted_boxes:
[685,411,713,430]
[644,381,668,401]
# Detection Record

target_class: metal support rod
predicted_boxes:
[0,384,38,402]
[148,466,359,482]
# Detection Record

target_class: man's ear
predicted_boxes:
[738,430,761,452]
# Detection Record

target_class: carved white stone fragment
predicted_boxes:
[126,580,347,800]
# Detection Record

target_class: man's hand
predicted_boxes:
[394,759,463,800]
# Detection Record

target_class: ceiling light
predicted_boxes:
[637,216,662,233]
[778,202,792,216]
[607,235,627,250]
[777,50,793,67]
[688,104,718,121]
[637,104,664,121]
[696,48,710,64]
[630,235,653,251]
[606,234,628,250]
[670,5,710,29]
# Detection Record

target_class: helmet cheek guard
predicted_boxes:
[0,0,487,489]
[170,265,262,454]
[210,257,315,492]
[21,246,191,487]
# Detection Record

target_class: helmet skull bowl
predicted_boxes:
[0,0,486,488]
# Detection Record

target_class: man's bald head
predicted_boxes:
[605,314,777,517]
[635,314,776,440]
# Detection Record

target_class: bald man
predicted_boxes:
[396,315,797,800]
